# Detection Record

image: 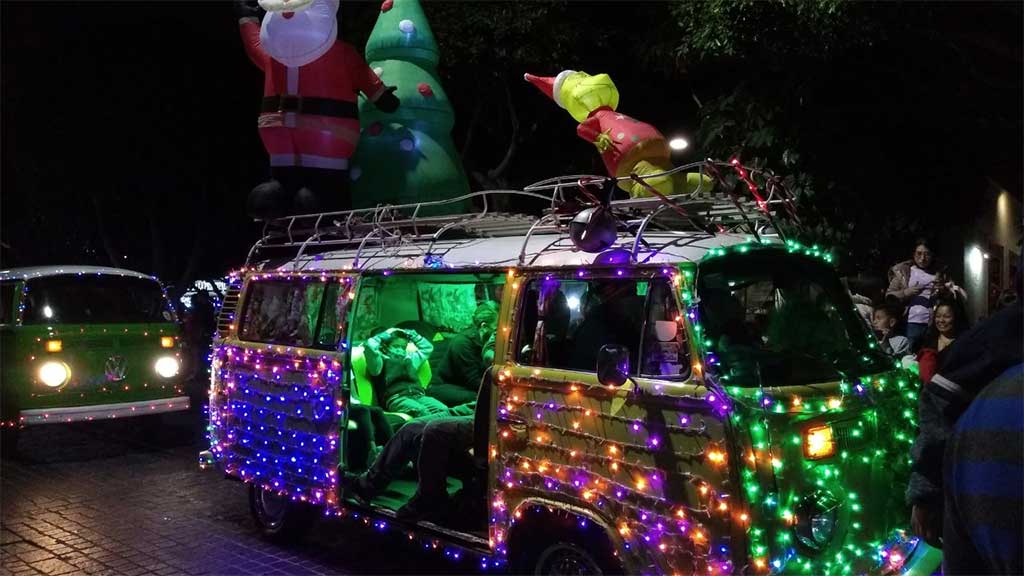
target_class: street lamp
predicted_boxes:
[669,137,689,151]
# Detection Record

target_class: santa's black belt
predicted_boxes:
[260,95,358,118]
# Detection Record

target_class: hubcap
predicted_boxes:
[257,487,288,528]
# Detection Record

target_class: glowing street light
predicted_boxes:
[669,137,689,151]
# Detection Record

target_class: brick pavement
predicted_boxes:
[0,409,470,576]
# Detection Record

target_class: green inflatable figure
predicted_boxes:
[351,0,470,215]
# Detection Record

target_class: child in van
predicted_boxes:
[872,304,911,357]
[364,327,449,419]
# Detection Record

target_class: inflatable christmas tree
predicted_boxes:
[351,0,470,215]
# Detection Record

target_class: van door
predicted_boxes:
[209,272,355,507]
[492,270,735,574]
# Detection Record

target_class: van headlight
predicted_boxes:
[794,491,841,552]
[154,356,180,378]
[39,361,71,388]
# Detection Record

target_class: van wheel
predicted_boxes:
[532,542,607,575]
[248,484,314,542]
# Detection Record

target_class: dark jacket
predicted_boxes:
[906,302,1023,506]
[431,328,487,391]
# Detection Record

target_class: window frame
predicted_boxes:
[237,277,343,350]
[21,275,171,325]
[511,269,693,380]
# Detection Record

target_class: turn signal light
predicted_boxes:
[45,339,62,353]
[803,425,835,460]
[160,336,175,348]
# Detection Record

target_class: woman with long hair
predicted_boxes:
[914,299,969,385]
[886,238,967,350]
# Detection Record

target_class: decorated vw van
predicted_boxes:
[202,162,941,574]
[1,266,188,447]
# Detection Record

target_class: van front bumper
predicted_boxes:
[19,396,190,425]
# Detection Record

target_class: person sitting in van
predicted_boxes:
[348,373,491,522]
[364,327,449,419]
[872,304,911,357]
[427,302,499,407]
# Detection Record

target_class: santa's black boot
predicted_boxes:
[246,167,297,219]
[292,167,350,215]
[291,167,320,215]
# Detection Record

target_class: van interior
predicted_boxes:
[342,272,505,535]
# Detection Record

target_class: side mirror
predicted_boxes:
[596,344,630,387]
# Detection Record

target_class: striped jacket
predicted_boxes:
[943,364,1023,574]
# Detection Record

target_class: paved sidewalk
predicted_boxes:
[0,410,465,575]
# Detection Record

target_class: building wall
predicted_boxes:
[961,181,1022,323]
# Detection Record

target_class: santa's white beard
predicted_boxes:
[260,0,338,68]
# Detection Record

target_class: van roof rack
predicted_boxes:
[244,160,802,268]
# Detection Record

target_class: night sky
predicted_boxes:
[2,1,1021,288]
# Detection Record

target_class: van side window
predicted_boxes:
[0,283,15,324]
[639,280,691,379]
[239,280,326,347]
[516,277,645,374]
[315,283,351,349]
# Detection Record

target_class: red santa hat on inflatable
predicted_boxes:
[524,71,576,111]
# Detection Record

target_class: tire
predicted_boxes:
[248,483,314,543]
[531,541,610,576]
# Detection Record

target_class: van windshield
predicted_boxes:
[23,275,171,325]
[697,252,889,386]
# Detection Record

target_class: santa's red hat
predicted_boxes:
[524,71,576,110]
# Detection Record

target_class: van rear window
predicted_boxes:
[239,280,327,347]
[23,275,171,325]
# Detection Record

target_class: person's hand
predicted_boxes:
[911,504,943,548]
[907,285,923,297]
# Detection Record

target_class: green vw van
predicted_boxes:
[1,266,188,448]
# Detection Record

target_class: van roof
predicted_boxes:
[276,231,779,273]
[0,265,159,283]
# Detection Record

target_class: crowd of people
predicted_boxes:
[859,239,1023,575]
[850,238,1013,387]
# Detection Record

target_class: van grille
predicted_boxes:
[216,283,242,339]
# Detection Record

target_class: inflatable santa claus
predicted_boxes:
[525,70,708,199]
[238,0,399,218]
